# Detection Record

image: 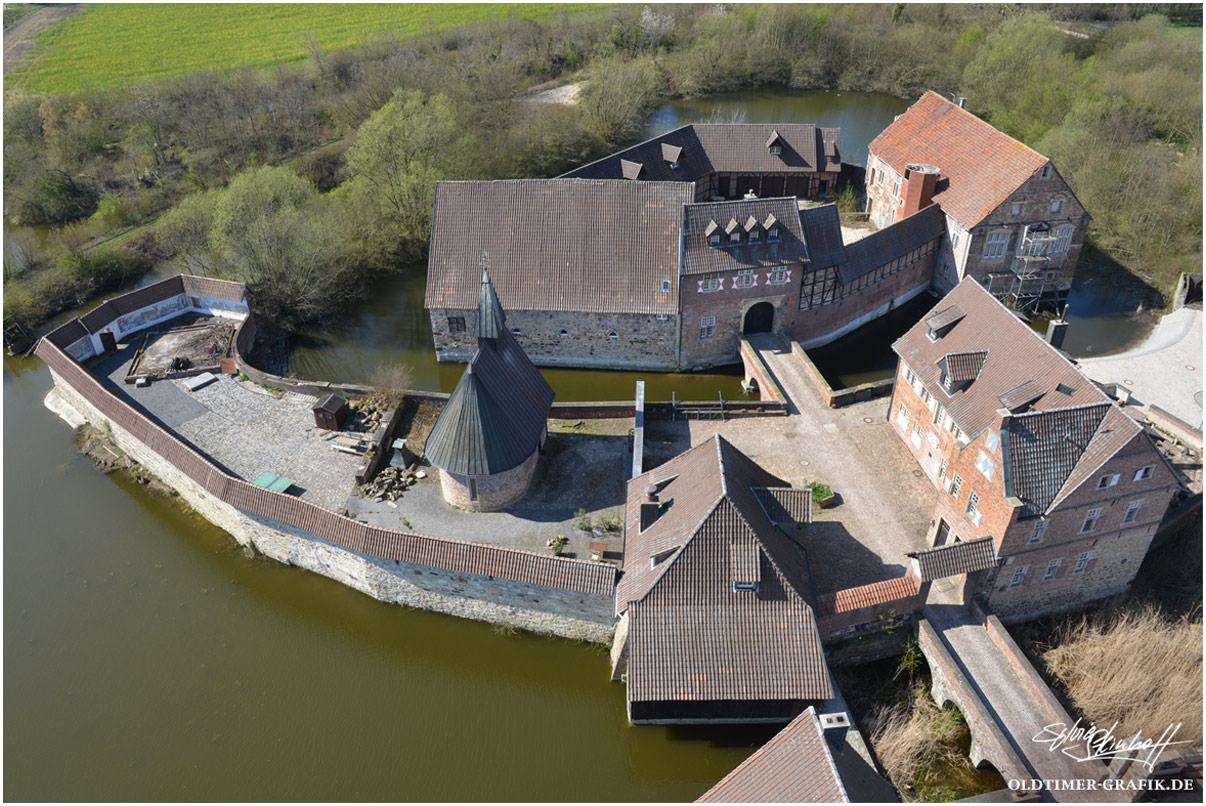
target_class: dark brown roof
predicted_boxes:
[313,393,346,414]
[868,91,1051,229]
[622,436,830,705]
[423,327,554,476]
[683,197,807,276]
[838,203,944,285]
[44,318,89,349]
[910,537,998,582]
[561,124,839,183]
[942,350,988,383]
[798,204,845,269]
[999,379,1045,412]
[926,303,966,332]
[426,180,692,316]
[753,487,813,527]
[697,707,848,803]
[894,279,1143,517]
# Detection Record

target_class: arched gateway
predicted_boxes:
[743,302,775,335]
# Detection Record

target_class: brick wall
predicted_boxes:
[437,446,541,512]
[39,335,618,643]
[430,308,680,371]
[680,268,801,369]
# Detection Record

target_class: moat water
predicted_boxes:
[2,88,1158,800]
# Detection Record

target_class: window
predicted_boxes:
[1134,466,1153,481]
[1050,198,1063,214]
[511,328,523,337]
[952,230,961,250]
[559,329,569,338]
[736,269,755,288]
[905,368,918,386]
[967,491,982,525]
[919,387,933,406]
[469,478,478,502]
[607,331,618,340]
[983,230,1009,259]
[709,233,721,247]
[1081,508,1101,533]
[950,473,963,500]
[891,179,901,198]
[767,226,780,242]
[729,231,742,245]
[701,277,720,292]
[768,144,782,156]
[1041,165,1050,180]
[1045,559,1061,581]
[661,280,671,292]
[1052,226,1073,254]
[976,450,994,480]
[799,266,837,310]
[1011,565,1028,588]
[447,316,466,333]
[1011,202,1023,216]
[768,268,787,285]
[1097,474,1120,489]
[733,580,760,592]
[948,420,965,442]
[1124,499,1145,524]
[749,229,761,243]
[700,316,716,339]
[1075,553,1091,573]
[933,404,945,426]
[1030,519,1047,543]
[897,404,910,430]
[911,422,923,448]
[940,458,949,480]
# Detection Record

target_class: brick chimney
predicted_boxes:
[896,163,940,222]
[640,484,660,532]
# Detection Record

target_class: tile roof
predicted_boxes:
[909,537,998,582]
[894,279,1143,517]
[622,436,830,705]
[998,379,1045,412]
[868,91,1050,229]
[816,575,921,616]
[797,204,845,269]
[942,350,988,383]
[426,179,692,316]
[838,203,945,285]
[44,318,89,349]
[697,706,849,803]
[683,197,808,276]
[925,303,967,332]
[561,124,839,183]
[753,487,813,527]
[78,275,247,333]
[423,322,554,476]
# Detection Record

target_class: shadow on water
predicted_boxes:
[806,294,940,390]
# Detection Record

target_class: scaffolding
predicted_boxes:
[985,225,1065,312]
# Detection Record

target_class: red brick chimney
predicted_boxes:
[896,163,940,222]
[640,484,660,532]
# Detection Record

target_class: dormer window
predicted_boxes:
[733,580,759,592]
[749,229,761,243]
[709,233,721,247]
[661,142,682,170]
[763,213,780,241]
[767,226,780,241]
[661,279,671,292]
[765,130,784,157]
[705,219,720,248]
[729,231,742,245]
[724,217,741,245]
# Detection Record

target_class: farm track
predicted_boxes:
[3,3,80,78]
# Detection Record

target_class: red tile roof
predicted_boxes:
[868,91,1049,228]
[697,707,848,803]
[816,574,921,616]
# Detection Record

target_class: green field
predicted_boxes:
[17,3,602,94]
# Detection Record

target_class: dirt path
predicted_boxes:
[4,3,81,77]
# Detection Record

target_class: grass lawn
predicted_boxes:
[16,3,603,94]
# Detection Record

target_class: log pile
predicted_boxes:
[358,466,426,502]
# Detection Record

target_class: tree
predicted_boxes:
[343,89,463,257]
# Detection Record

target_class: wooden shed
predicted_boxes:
[313,394,349,431]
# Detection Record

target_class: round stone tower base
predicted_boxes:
[437,447,540,512]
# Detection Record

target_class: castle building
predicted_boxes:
[562,123,841,201]
[890,279,1181,620]
[866,92,1089,308]
[423,267,554,511]
[612,434,830,724]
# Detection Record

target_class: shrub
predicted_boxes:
[573,507,592,532]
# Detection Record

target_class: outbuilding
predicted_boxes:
[312,394,349,431]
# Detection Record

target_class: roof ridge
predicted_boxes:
[631,497,725,606]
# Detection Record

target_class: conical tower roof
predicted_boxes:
[477,266,505,341]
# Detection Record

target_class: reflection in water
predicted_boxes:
[807,294,941,389]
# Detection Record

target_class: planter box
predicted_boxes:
[817,494,838,510]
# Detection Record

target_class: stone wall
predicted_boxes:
[430,307,680,371]
[43,360,616,644]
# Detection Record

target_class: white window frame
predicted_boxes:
[607,331,618,341]
[661,279,671,292]
[949,473,963,500]
[736,269,755,288]
[983,229,1009,259]
[1097,473,1120,489]
[1124,499,1144,524]
[1045,559,1061,581]
[911,422,923,448]
[1075,552,1090,573]
[748,229,761,243]
[1050,198,1063,214]
[769,268,787,285]
[1080,508,1101,533]
[701,277,720,293]
[1011,202,1023,216]
[767,226,780,242]
[966,491,982,526]
[933,403,946,426]
[1052,225,1073,254]
[897,404,910,430]
[700,317,716,340]
[1134,466,1154,482]
[709,233,721,248]
[1030,519,1047,543]
[729,231,741,245]
[976,450,994,480]
[1011,565,1027,588]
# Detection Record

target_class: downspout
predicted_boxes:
[675,209,686,370]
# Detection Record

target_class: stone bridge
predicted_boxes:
[919,600,1124,802]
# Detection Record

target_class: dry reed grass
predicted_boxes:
[1043,605,1202,744]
